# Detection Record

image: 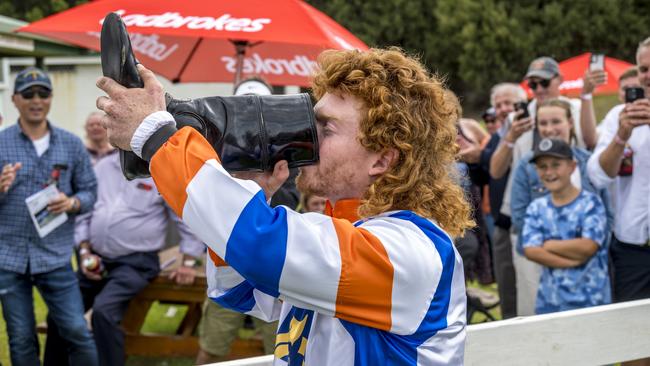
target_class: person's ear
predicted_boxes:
[569,159,577,173]
[369,148,399,177]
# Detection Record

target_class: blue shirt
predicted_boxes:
[511,147,614,254]
[522,189,610,314]
[0,122,97,274]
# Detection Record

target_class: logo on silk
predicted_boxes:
[274,308,314,365]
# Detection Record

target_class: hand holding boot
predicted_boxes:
[96,64,166,150]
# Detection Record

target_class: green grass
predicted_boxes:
[0,296,196,366]
[593,94,620,122]
[467,281,502,323]
[0,290,47,365]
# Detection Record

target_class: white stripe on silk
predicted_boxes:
[277,211,342,316]
[360,217,442,336]
[182,159,262,259]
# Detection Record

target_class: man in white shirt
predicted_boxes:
[587,35,650,366]
[588,38,650,299]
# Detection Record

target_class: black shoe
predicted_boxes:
[165,93,319,172]
[100,12,318,179]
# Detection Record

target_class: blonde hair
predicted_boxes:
[311,48,473,237]
[536,98,577,144]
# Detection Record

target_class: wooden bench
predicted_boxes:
[38,246,265,360]
[123,246,265,358]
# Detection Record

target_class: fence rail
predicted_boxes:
[208,299,650,366]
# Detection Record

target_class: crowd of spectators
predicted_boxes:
[458,36,650,365]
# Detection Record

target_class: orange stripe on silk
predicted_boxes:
[150,127,220,218]
[333,218,393,331]
[324,199,360,222]
[207,248,228,267]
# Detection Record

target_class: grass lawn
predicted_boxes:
[0,294,195,366]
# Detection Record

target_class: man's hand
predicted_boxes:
[582,69,607,94]
[169,265,197,286]
[80,253,103,281]
[618,98,650,141]
[232,160,290,201]
[47,192,77,214]
[96,64,166,151]
[1,163,21,193]
[504,114,533,143]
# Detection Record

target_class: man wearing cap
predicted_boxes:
[0,67,98,365]
[482,107,500,136]
[491,56,605,183]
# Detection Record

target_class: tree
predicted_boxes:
[0,0,87,22]
[4,0,650,110]
[308,0,650,110]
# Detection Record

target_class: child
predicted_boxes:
[521,138,610,314]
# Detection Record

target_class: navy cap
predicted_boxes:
[14,67,52,93]
[530,138,573,163]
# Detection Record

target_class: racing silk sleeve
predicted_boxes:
[139,124,459,335]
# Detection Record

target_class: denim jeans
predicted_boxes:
[0,264,98,366]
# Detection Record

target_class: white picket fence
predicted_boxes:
[207,299,650,366]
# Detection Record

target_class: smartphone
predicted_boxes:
[589,54,605,71]
[625,87,645,103]
[514,101,529,120]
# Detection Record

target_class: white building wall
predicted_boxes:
[0,56,254,138]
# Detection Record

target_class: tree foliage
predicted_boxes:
[309,0,650,107]
[3,0,650,108]
[0,0,87,22]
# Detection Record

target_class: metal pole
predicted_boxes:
[232,40,249,92]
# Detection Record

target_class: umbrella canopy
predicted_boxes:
[18,0,368,86]
[521,53,635,97]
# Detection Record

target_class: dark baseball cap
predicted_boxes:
[525,57,560,80]
[14,67,52,93]
[529,138,573,163]
[482,107,496,121]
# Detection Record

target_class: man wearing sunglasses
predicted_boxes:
[0,67,98,365]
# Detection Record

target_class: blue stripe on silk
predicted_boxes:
[211,280,256,313]
[224,190,288,297]
[341,210,456,365]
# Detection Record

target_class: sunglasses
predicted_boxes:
[20,88,51,99]
[528,79,552,90]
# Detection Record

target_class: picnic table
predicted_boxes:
[122,246,265,359]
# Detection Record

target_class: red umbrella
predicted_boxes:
[520,53,635,97]
[18,0,368,86]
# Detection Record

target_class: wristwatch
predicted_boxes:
[70,197,80,211]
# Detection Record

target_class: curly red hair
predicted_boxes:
[311,48,473,237]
